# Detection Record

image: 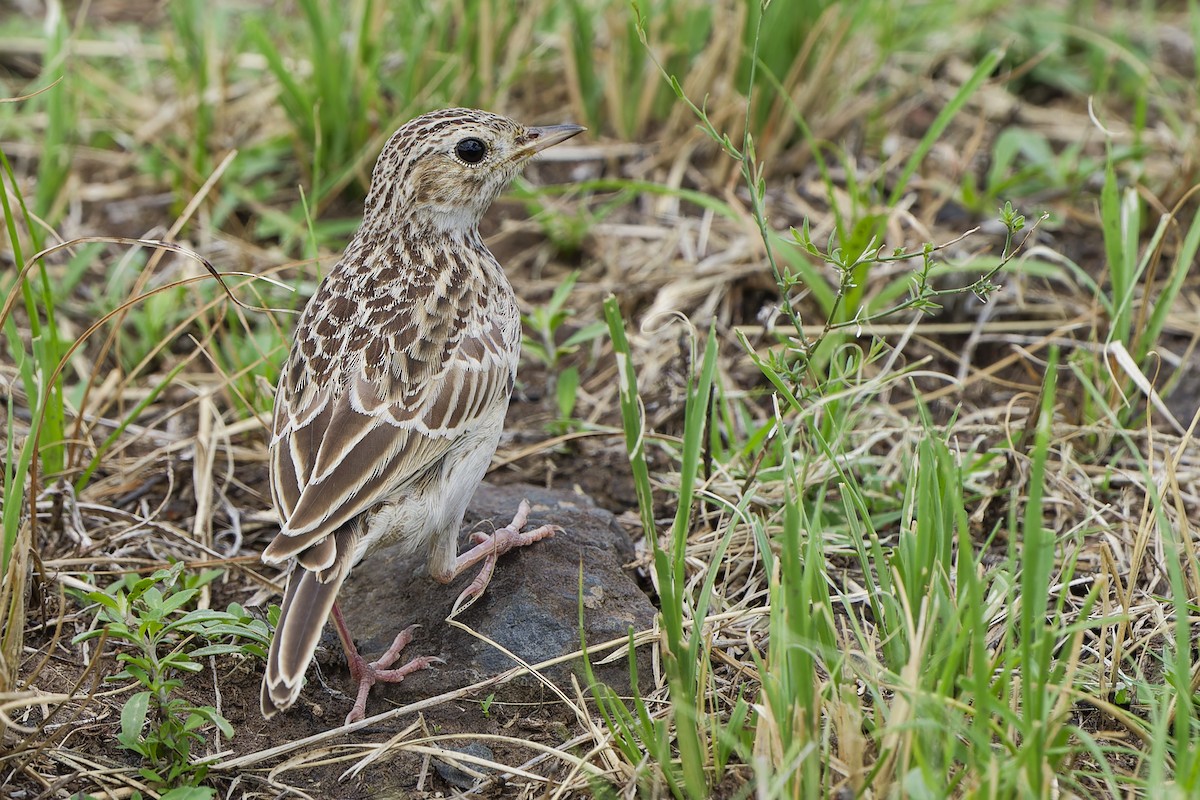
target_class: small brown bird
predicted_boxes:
[260,108,584,724]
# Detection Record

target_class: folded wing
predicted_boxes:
[263,312,513,572]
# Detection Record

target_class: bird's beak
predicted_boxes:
[522,123,586,155]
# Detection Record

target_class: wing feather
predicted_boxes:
[262,315,513,566]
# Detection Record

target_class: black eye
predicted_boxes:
[455,137,487,164]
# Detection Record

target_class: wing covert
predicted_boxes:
[263,316,513,566]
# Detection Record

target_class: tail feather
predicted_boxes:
[261,525,357,718]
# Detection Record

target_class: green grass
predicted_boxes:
[2,0,1199,796]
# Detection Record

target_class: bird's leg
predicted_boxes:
[330,603,439,724]
[445,499,559,616]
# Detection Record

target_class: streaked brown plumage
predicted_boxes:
[260,108,583,724]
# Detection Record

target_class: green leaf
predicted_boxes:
[83,589,121,611]
[118,662,151,686]
[72,626,119,645]
[159,787,216,800]
[547,270,580,312]
[138,768,166,785]
[120,691,151,745]
[169,608,235,630]
[520,336,551,364]
[555,366,579,421]
[194,621,269,642]
[604,295,656,544]
[157,587,200,616]
[162,654,203,673]
[140,587,165,615]
[192,705,235,739]
[187,643,251,658]
[127,574,161,600]
[561,320,608,350]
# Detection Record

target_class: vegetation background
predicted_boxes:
[2,0,1199,797]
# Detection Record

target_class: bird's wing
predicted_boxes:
[262,306,514,572]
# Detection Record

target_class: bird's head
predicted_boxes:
[364,108,584,235]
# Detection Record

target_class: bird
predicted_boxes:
[259,108,584,724]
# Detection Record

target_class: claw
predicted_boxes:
[332,614,437,725]
[446,501,558,618]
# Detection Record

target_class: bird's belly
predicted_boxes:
[350,415,505,568]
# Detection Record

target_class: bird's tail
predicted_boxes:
[261,525,357,718]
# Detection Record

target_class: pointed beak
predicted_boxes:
[521,123,586,155]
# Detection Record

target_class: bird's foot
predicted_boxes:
[449,499,559,616]
[344,625,440,724]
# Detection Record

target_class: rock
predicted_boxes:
[327,482,656,715]
[434,742,494,789]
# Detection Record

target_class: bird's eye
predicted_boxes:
[455,137,487,164]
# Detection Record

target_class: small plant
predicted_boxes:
[73,563,269,790]
[547,364,584,434]
[594,4,1057,797]
[1065,153,1200,433]
[521,270,606,433]
[761,201,1031,391]
[515,182,634,257]
[521,270,607,373]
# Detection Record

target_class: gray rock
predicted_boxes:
[327,482,656,713]
[433,742,494,789]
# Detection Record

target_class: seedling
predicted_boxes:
[520,270,606,373]
[73,563,268,789]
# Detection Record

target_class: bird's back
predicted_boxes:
[264,227,519,571]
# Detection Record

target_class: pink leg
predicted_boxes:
[446,499,559,615]
[330,604,439,724]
